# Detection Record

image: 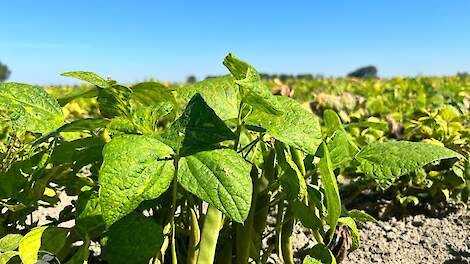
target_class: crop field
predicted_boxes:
[0,54,469,264]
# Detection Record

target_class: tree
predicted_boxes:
[0,61,10,82]
[186,75,197,83]
[347,65,378,79]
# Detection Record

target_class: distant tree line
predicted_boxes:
[0,61,10,82]
[347,65,378,79]
[200,65,380,82]
[259,73,325,81]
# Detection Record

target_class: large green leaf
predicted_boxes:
[223,53,281,115]
[318,143,341,243]
[0,83,64,134]
[246,96,322,155]
[99,135,175,226]
[355,141,462,188]
[178,149,252,223]
[18,227,68,264]
[61,71,111,88]
[177,76,239,121]
[164,93,235,156]
[102,213,163,264]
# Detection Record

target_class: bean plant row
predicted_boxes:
[0,54,463,264]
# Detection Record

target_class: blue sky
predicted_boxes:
[2,0,470,85]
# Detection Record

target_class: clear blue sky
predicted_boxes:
[2,0,470,85]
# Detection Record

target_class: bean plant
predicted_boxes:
[0,54,462,264]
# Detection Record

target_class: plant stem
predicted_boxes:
[197,206,223,264]
[170,159,179,264]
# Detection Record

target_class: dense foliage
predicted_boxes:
[0,54,465,264]
[275,76,469,212]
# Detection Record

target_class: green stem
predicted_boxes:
[197,206,223,264]
[170,159,179,264]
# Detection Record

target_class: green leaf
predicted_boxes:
[50,136,105,171]
[338,217,360,251]
[292,201,323,232]
[307,185,326,216]
[177,76,240,121]
[99,135,175,226]
[129,102,174,133]
[0,83,64,134]
[223,53,281,115]
[308,244,337,264]
[58,118,109,133]
[345,120,389,131]
[0,234,23,252]
[318,143,341,242]
[223,53,252,80]
[323,109,344,137]
[246,96,322,155]
[64,240,90,264]
[75,191,105,234]
[303,256,323,264]
[275,141,307,201]
[61,71,110,88]
[178,149,252,223]
[1,251,20,264]
[355,141,462,188]
[0,159,30,199]
[131,81,177,108]
[97,84,132,118]
[102,213,163,264]
[328,129,359,169]
[348,209,377,223]
[18,227,68,264]
[57,86,98,106]
[164,93,235,156]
